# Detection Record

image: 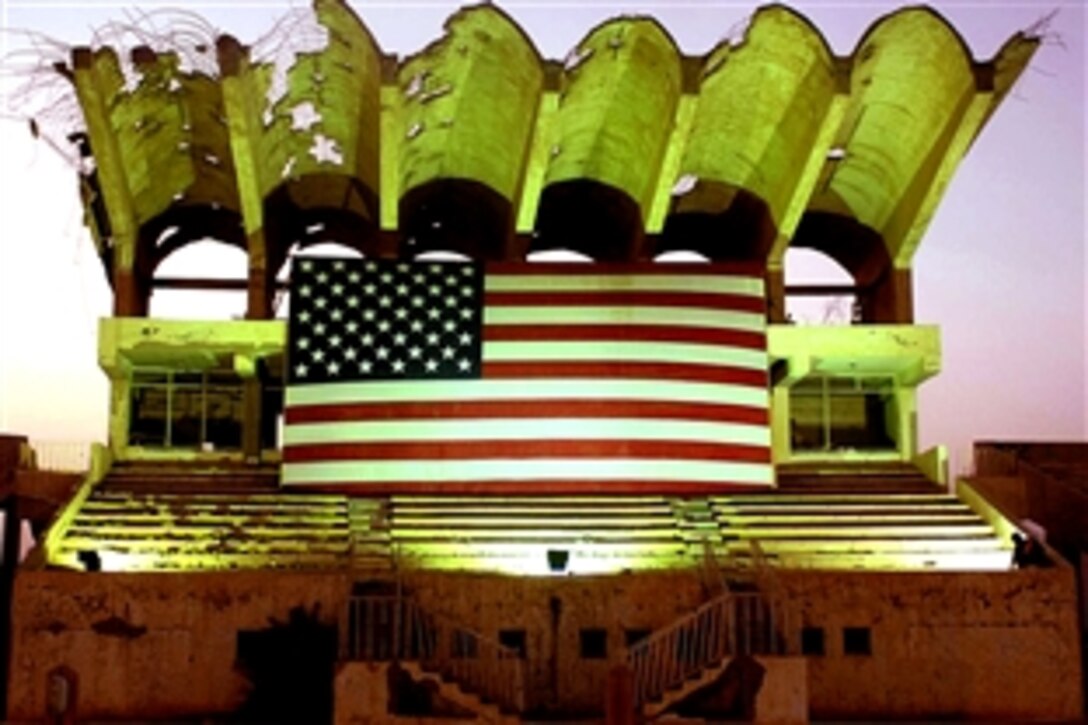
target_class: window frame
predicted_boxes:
[128,367,244,451]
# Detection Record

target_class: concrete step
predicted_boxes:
[725,524,995,539]
[399,661,516,724]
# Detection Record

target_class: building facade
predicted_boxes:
[4,2,1083,722]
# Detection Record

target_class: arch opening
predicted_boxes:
[784,248,856,326]
[654,251,710,264]
[149,240,249,321]
[414,250,472,263]
[275,241,366,320]
[526,249,594,264]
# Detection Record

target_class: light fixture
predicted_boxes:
[77,550,101,572]
[546,549,569,574]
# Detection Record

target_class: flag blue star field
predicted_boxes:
[282,258,773,493]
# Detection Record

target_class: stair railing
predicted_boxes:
[626,588,788,707]
[344,593,525,713]
[626,590,731,707]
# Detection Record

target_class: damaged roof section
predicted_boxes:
[9,0,1041,288]
[397,4,543,260]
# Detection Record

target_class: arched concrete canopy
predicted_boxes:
[806,7,976,263]
[534,16,682,261]
[397,4,544,261]
[662,5,836,262]
[55,0,1039,317]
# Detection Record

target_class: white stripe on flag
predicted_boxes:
[286,379,770,408]
[283,418,772,446]
[282,459,775,484]
[482,341,767,369]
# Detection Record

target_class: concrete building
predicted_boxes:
[2,1,1083,722]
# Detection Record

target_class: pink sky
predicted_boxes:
[0,1,1084,473]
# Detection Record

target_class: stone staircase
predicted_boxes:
[399,662,518,724]
[627,586,788,720]
[344,593,524,722]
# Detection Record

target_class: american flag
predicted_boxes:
[282,258,772,494]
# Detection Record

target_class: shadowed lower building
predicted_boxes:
[2,1,1083,722]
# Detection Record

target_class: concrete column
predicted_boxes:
[766,266,786,323]
[218,37,271,321]
[245,231,272,321]
[863,267,913,323]
[235,355,263,464]
[112,264,146,317]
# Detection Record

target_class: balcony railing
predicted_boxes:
[28,440,92,473]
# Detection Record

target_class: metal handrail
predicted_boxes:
[625,589,787,707]
[344,594,524,712]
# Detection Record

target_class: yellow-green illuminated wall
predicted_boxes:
[767,324,940,464]
[99,317,284,461]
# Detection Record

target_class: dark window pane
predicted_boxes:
[170,386,203,447]
[624,629,651,648]
[173,372,204,388]
[843,627,871,656]
[497,629,526,659]
[789,391,824,451]
[261,383,284,450]
[129,385,167,446]
[827,393,895,450]
[579,629,607,659]
[801,627,825,656]
[205,385,243,450]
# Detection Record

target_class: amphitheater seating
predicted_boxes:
[46,463,1012,573]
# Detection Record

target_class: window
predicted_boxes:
[129,369,243,450]
[843,627,871,656]
[624,629,651,648]
[129,373,168,446]
[801,627,825,656]
[789,376,897,453]
[498,629,526,659]
[579,628,608,659]
[783,248,857,326]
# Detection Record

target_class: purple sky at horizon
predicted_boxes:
[0,0,1084,475]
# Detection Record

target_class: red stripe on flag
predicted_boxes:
[485,262,767,278]
[481,361,768,387]
[285,399,769,425]
[284,440,771,463]
[485,290,764,313]
[484,324,766,348]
